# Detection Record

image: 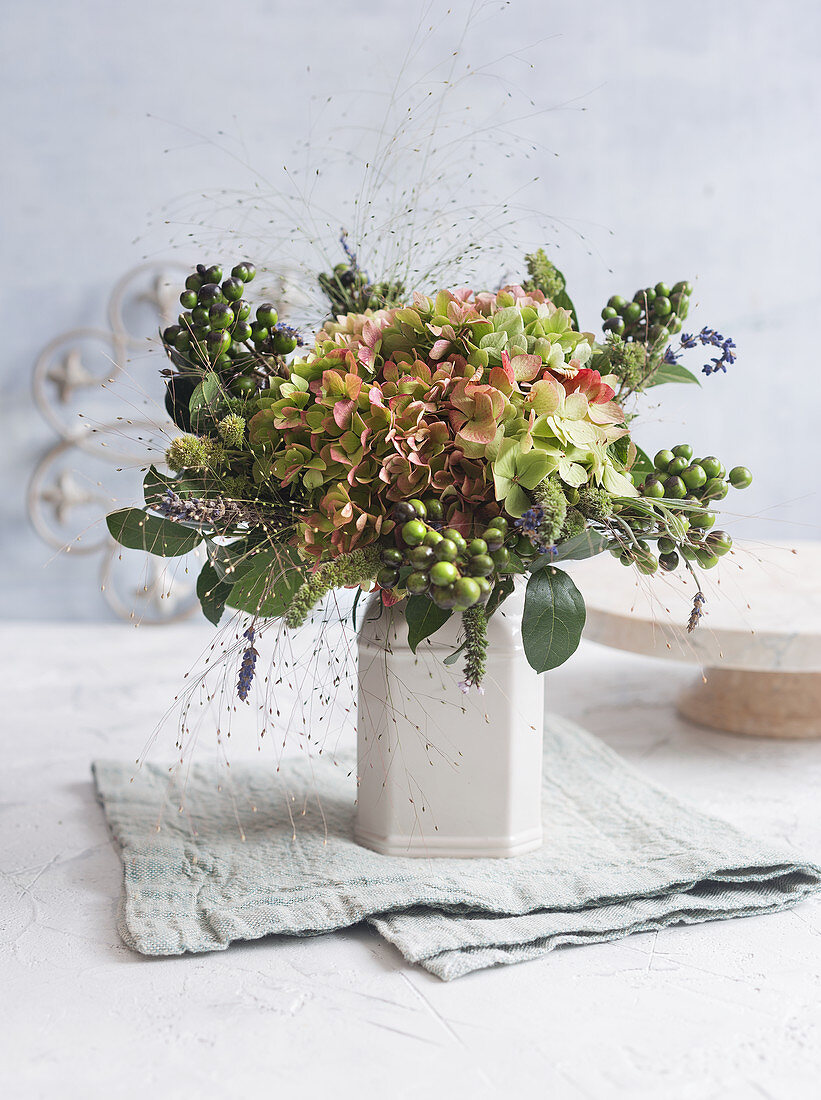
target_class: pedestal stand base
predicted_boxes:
[677,668,821,739]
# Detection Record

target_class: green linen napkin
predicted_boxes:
[92,715,821,981]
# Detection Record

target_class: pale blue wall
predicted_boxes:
[2,0,818,619]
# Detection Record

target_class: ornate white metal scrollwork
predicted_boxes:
[28,261,204,623]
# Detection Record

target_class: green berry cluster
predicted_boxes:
[614,445,752,573]
[161,262,300,400]
[376,500,515,611]
[601,280,693,346]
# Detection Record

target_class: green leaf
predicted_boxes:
[143,465,213,509]
[143,465,175,509]
[647,361,700,387]
[205,537,253,581]
[552,529,609,563]
[189,371,223,412]
[225,544,305,619]
[106,508,203,557]
[405,596,451,653]
[484,575,515,619]
[189,371,226,430]
[443,642,466,666]
[521,567,586,672]
[528,530,609,572]
[196,561,233,626]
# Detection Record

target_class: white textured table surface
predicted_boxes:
[2,623,821,1099]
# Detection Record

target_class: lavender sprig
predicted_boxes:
[664,327,737,375]
[514,505,559,556]
[236,627,258,702]
[156,488,265,528]
[687,592,707,633]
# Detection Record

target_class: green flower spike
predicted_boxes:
[461,605,488,691]
[284,546,382,629]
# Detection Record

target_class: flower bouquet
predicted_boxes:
[107,246,750,854]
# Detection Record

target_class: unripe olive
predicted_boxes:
[406,571,430,595]
[454,577,481,608]
[467,554,495,577]
[430,561,458,587]
[401,519,427,546]
[434,538,458,562]
[654,449,675,471]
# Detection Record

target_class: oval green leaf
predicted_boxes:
[405,596,451,653]
[106,508,202,557]
[225,545,305,619]
[196,561,234,626]
[522,566,586,672]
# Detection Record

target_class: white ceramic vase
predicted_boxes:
[355,581,544,857]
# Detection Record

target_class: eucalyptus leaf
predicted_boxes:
[106,508,202,557]
[189,371,223,413]
[522,567,586,673]
[189,371,226,430]
[405,596,451,653]
[196,561,233,626]
[143,465,176,510]
[143,465,217,510]
[553,529,609,563]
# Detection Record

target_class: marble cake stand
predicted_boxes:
[569,541,821,739]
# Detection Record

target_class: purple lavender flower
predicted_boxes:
[672,327,737,376]
[236,627,258,702]
[515,505,546,537]
[514,505,559,554]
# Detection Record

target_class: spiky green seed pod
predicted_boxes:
[220,474,255,501]
[218,413,246,448]
[165,435,212,471]
[576,486,613,521]
[165,435,227,473]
